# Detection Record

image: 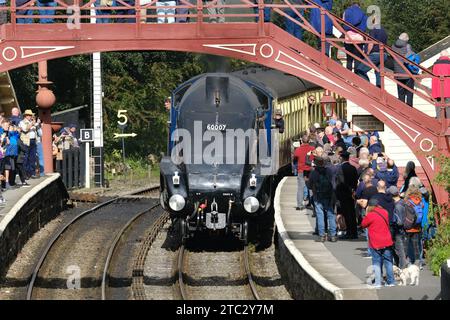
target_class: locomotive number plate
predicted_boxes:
[206,124,227,131]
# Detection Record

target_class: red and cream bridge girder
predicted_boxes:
[0,22,448,204]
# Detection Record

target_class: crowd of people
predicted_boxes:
[292,115,433,287]
[0,107,79,207]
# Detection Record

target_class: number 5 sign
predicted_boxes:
[117,110,128,126]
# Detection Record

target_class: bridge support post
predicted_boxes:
[36,60,56,174]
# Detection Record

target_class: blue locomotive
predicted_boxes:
[159,73,282,244]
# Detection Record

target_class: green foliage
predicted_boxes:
[434,154,450,194]
[426,219,450,276]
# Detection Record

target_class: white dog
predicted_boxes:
[393,265,407,286]
[402,265,420,286]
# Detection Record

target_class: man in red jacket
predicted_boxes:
[361,198,396,287]
[293,134,315,210]
[432,49,450,119]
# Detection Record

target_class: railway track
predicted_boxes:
[177,244,261,300]
[27,186,161,300]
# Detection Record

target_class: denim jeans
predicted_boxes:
[356,52,387,88]
[315,198,336,237]
[253,7,271,22]
[17,8,34,24]
[371,247,395,286]
[37,1,56,23]
[157,1,176,23]
[116,0,135,23]
[25,139,37,177]
[37,142,45,176]
[285,9,304,40]
[404,232,420,266]
[296,174,307,207]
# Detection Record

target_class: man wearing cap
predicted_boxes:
[389,185,408,269]
[273,110,285,134]
[19,109,38,179]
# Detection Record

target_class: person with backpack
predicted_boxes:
[392,33,416,107]
[403,186,423,266]
[361,197,396,287]
[307,156,337,242]
[389,186,408,269]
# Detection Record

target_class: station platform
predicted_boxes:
[275,177,441,300]
[0,175,53,226]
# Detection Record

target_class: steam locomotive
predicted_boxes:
[159,73,282,244]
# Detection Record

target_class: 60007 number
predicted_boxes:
[206,124,227,131]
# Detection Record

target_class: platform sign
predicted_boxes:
[80,129,94,142]
[352,115,385,132]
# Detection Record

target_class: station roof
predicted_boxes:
[0,72,19,116]
[419,35,450,62]
[232,66,319,99]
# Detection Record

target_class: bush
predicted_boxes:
[426,219,450,276]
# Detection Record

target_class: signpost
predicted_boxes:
[115,110,137,164]
[80,129,94,188]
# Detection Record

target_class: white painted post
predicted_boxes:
[85,142,90,189]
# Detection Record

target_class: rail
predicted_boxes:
[26,185,159,300]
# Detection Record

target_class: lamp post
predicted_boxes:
[320,90,336,119]
[36,60,56,174]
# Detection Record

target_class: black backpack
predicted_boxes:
[403,200,418,230]
[315,168,333,198]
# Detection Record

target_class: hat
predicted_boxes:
[68,123,77,128]
[387,186,399,196]
[328,119,337,126]
[313,123,320,129]
[23,109,34,116]
[368,198,379,207]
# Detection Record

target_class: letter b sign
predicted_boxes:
[80,129,94,142]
